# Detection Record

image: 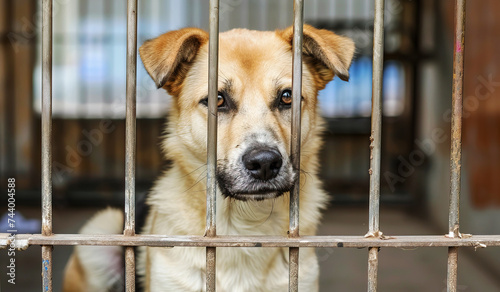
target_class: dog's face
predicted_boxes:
[140,25,354,201]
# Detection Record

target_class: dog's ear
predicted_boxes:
[277,24,355,90]
[139,28,209,95]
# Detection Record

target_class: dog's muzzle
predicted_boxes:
[217,145,295,201]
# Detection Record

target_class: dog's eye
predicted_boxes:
[280,90,292,106]
[217,93,225,107]
[200,92,226,109]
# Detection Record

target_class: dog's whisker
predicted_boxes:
[181,171,208,194]
[177,164,208,179]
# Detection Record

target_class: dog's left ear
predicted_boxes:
[277,24,355,90]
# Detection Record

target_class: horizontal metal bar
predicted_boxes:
[3,234,500,249]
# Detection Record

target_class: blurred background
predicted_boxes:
[1,0,499,291]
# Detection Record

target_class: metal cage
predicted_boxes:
[2,0,500,291]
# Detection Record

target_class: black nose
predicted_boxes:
[242,148,283,181]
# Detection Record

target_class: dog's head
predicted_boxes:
[140,25,354,201]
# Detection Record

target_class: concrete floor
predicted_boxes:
[1,206,499,291]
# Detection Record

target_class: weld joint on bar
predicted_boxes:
[364,230,393,240]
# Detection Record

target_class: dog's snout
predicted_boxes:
[242,148,282,181]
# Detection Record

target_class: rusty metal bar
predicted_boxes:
[289,248,299,291]
[124,0,138,238]
[2,234,500,248]
[125,247,136,291]
[368,0,385,291]
[368,247,378,291]
[206,0,219,240]
[448,0,466,240]
[206,246,216,292]
[289,0,304,290]
[42,246,52,292]
[2,0,15,179]
[206,0,220,291]
[290,0,303,240]
[41,0,53,291]
[447,0,466,291]
[447,247,459,292]
[124,0,138,291]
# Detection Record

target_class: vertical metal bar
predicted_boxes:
[206,0,219,291]
[125,0,138,291]
[448,0,466,241]
[41,0,53,291]
[289,0,304,291]
[447,0,466,291]
[2,0,15,181]
[368,0,385,291]
[288,247,300,292]
[290,0,303,240]
[206,246,217,292]
[206,0,219,240]
[447,247,459,292]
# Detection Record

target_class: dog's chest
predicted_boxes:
[145,245,289,292]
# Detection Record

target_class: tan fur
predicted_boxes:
[63,255,87,292]
[64,25,354,292]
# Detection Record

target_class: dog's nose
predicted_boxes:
[242,148,282,181]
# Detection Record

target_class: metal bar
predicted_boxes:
[124,0,138,238]
[290,0,303,239]
[447,247,459,292]
[289,0,304,290]
[289,247,299,291]
[3,234,500,248]
[2,0,15,180]
[368,0,385,291]
[368,247,379,291]
[447,0,466,291]
[369,0,385,239]
[206,0,220,291]
[125,247,136,291]
[448,0,466,241]
[206,247,217,292]
[125,0,138,291]
[206,0,219,240]
[41,0,53,291]
[42,246,53,292]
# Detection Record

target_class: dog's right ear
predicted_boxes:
[139,28,209,95]
[277,24,355,90]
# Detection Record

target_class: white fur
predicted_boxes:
[76,208,125,292]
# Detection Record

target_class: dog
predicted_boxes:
[63,24,354,292]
